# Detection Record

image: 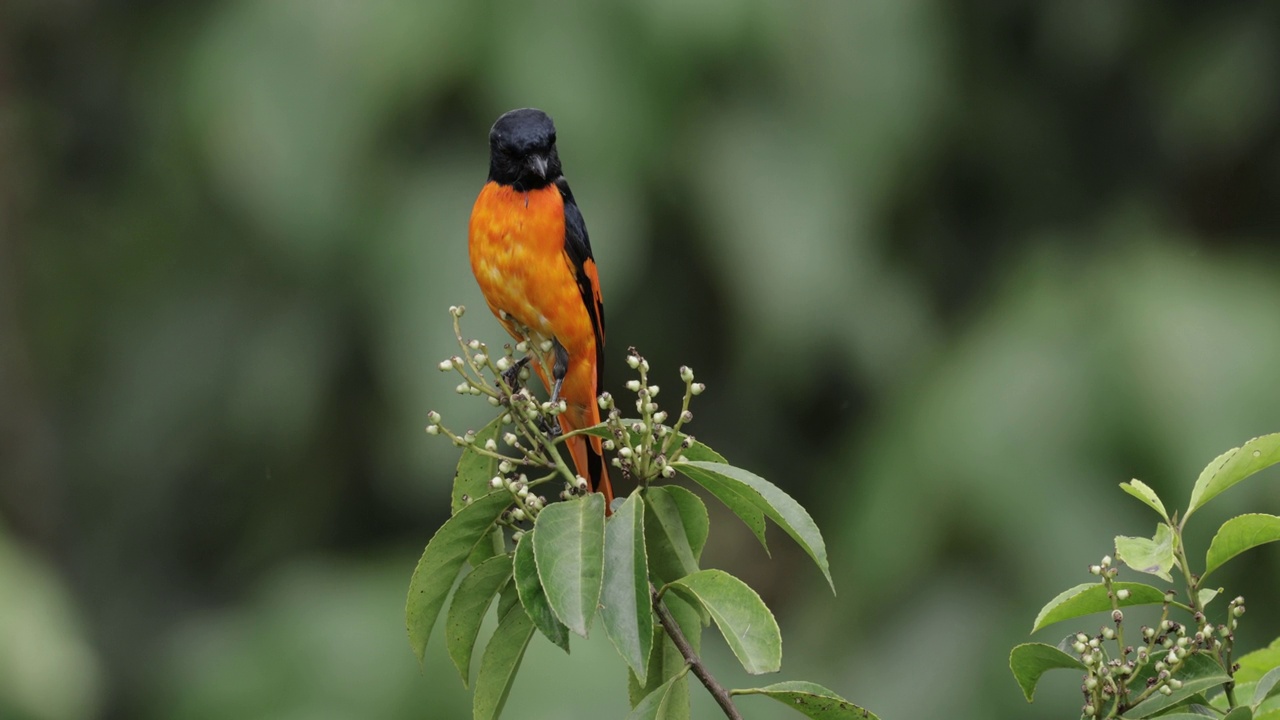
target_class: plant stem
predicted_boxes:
[651,586,743,720]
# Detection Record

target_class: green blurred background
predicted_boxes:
[3,1,1279,718]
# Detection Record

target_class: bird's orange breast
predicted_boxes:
[468,182,594,359]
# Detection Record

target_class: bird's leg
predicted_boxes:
[535,340,570,439]
[500,355,531,395]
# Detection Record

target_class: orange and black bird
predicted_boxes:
[468,108,614,509]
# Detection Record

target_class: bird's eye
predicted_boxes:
[548,133,557,146]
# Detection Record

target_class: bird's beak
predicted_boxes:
[528,154,548,179]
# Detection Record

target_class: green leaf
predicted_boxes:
[1115,523,1176,582]
[532,493,606,637]
[733,681,881,719]
[644,486,706,585]
[667,569,781,675]
[630,593,699,717]
[1199,587,1222,609]
[626,667,690,720]
[1225,708,1256,720]
[1254,667,1280,710]
[1125,653,1231,718]
[1204,514,1280,581]
[1031,582,1167,633]
[1120,480,1170,522]
[1238,638,1280,685]
[453,417,505,514]
[406,491,513,663]
[513,531,569,652]
[601,493,654,684]
[472,601,536,720]
[678,460,833,592]
[1186,433,1280,523]
[1008,643,1086,702]
[662,485,709,560]
[446,553,513,687]
[467,526,506,567]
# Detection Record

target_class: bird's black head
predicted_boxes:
[487,108,562,191]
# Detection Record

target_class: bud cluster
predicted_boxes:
[424,307,710,518]
[1072,554,1247,718]
[600,348,706,486]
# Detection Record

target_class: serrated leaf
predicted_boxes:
[1121,480,1170,522]
[1186,434,1280,523]
[1254,667,1280,710]
[1115,524,1176,581]
[447,553,513,687]
[406,491,513,663]
[473,602,536,720]
[601,493,654,684]
[626,667,690,720]
[532,493,606,637]
[733,681,881,719]
[1125,653,1231,718]
[513,531,569,652]
[1238,638,1280,685]
[453,417,505,514]
[668,569,781,675]
[678,460,833,592]
[1008,643,1086,702]
[1031,582,1167,633]
[1204,514,1280,581]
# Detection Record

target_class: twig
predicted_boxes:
[651,586,743,720]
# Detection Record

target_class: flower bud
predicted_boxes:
[679,366,694,382]
[451,305,466,317]
[690,382,705,395]
[503,433,518,446]
[647,385,659,397]
[512,530,524,542]
[1101,555,1112,568]
[652,410,668,424]
[490,476,503,489]
[438,359,453,371]
[1089,565,1101,575]
[455,382,470,394]
[496,357,510,371]
[662,465,676,478]
[516,341,529,352]
[426,425,440,435]
[1113,610,1124,623]
[484,439,497,451]
[625,380,641,392]
[626,354,640,369]
[512,508,525,521]
[1116,589,1130,601]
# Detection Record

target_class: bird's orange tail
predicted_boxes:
[561,421,614,513]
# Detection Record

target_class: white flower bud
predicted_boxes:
[626,355,640,369]
[1101,555,1112,567]
[640,359,649,372]
[512,530,524,542]
[490,476,503,489]
[539,339,554,353]
[625,380,641,392]
[517,485,528,498]
[679,366,693,382]
[484,439,497,451]
[512,508,525,521]
[503,433,518,446]
[516,341,529,352]
[603,439,615,451]
[452,305,465,317]
[487,396,500,406]
[647,385,659,397]
[690,382,705,395]
[662,465,675,478]
[455,382,470,394]
[496,357,510,371]
[652,411,668,424]
[425,425,440,435]
[1116,589,1130,600]
[618,447,632,458]
[576,476,588,491]
[438,360,453,371]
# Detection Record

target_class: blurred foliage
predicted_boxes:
[2,1,1279,719]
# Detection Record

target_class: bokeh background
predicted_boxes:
[3,1,1280,718]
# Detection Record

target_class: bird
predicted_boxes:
[467,108,613,510]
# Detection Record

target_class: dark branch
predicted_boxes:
[651,586,743,720]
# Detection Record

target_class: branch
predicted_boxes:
[651,586,742,720]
